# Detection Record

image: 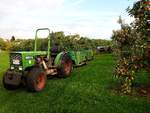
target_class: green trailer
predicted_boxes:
[3,28,94,92]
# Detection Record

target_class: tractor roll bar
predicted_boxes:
[34,28,51,58]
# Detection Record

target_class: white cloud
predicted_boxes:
[0,0,134,40]
[53,10,122,39]
[0,0,65,38]
[68,0,85,6]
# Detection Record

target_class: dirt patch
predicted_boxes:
[134,85,150,98]
[109,83,150,99]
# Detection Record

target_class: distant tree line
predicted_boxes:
[0,32,112,51]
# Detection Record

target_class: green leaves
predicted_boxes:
[112,0,150,94]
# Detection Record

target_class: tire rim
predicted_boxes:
[64,60,72,75]
[37,74,45,90]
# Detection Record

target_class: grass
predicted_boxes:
[0,51,9,75]
[0,52,149,113]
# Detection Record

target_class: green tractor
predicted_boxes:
[3,28,93,92]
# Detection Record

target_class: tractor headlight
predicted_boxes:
[19,66,23,71]
[10,66,14,70]
[147,20,150,23]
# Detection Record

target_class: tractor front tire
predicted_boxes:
[26,67,46,92]
[58,54,73,78]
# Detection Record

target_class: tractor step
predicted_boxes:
[46,68,57,76]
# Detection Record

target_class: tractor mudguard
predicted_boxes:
[54,52,72,67]
[54,52,65,67]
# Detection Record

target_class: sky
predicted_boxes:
[0,0,137,40]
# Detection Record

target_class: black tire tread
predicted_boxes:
[26,67,46,92]
[58,54,73,78]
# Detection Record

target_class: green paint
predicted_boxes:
[54,52,64,66]
[10,51,47,70]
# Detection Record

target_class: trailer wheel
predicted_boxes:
[3,70,20,90]
[26,67,46,92]
[58,54,73,77]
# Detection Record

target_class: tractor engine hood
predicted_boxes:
[10,51,47,71]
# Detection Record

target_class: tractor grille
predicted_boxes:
[10,53,22,65]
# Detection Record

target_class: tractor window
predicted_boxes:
[36,30,49,51]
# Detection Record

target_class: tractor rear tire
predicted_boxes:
[26,67,46,92]
[58,54,73,78]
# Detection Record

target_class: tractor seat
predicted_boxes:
[51,45,61,56]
